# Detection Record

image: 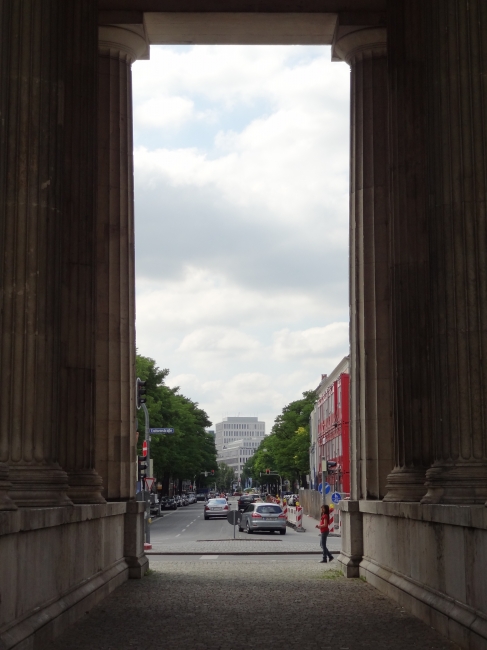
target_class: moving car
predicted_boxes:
[237,494,259,511]
[204,498,230,520]
[238,503,287,534]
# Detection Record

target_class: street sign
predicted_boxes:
[318,483,323,493]
[144,477,155,492]
[142,440,148,457]
[331,491,341,504]
[324,482,331,495]
[226,510,239,525]
[150,428,175,434]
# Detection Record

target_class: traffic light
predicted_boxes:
[326,460,337,474]
[211,469,215,475]
[266,468,270,475]
[137,455,148,482]
[136,377,147,409]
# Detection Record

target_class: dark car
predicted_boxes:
[237,494,255,511]
[161,496,177,510]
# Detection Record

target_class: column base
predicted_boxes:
[67,469,106,504]
[9,464,72,507]
[383,466,428,502]
[422,462,487,505]
[0,462,17,510]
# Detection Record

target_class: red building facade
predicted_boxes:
[317,368,350,495]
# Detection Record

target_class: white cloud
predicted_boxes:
[272,323,349,361]
[133,45,351,431]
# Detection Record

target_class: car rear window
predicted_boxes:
[256,506,282,514]
[208,498,227,505]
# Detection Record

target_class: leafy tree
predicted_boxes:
[215,462,235,492]
[136,354,216,493]
[243,390,316,490]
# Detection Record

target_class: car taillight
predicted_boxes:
[278,513,286,519]
[252,512,262,518]
[224,505,229,510]
[205,506,209,510]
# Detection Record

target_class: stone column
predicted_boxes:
[96,27,147,500]
[416,1,487,505]
[334,28,393,501]
[58,1,105,504]
[383,1,434,502]
[0,0,71,507]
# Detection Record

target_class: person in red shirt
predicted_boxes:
[316,504,334,563]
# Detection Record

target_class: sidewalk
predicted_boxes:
[49,557,458,650]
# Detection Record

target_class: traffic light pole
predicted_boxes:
[142,402,151,545]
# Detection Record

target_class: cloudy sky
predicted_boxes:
[132,45,351,432]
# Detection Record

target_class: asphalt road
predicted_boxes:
[148,498,342,554]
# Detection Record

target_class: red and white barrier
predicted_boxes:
[296,506,303,531]
[282,499,288,521]
[328,506,335,533]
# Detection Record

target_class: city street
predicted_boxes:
[148,498,342,555]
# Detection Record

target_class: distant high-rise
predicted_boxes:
[215,416,265,482]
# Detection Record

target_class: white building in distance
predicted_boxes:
[215,416,266,482]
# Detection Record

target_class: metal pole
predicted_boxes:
[142,403,150,544]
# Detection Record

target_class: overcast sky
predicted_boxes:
[132,45,351,432]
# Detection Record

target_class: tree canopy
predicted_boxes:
[136,354,217,488]
[242,390,316,490]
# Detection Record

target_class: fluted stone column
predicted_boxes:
[0,1,71,507]
[382,1,435,502]
[96,27,147,500]
[416,1,487,505]
[58,1,105,504]
[335,28,393,501]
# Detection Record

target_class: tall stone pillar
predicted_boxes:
[0,1,71,507]
[383,1,434,502]
[96,26,147,500]
[58,1,105,504]
[334,28,393,501]
[417,1,487,505]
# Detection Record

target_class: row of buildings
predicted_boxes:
[309,356,350,495]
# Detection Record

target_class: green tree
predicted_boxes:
[215,462,235,492]
[136,354,216,492]
[245,390,316,490]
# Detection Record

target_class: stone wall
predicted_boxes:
[0,503,148,649]
[338,501,487,649]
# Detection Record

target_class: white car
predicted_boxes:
[204,498,229,520]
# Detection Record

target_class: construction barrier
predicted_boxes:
[329,506,335,533]
[282,499,288,521]
[296,506,303,531]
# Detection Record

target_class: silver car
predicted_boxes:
[238,503,287,534]
[204,498,229,520]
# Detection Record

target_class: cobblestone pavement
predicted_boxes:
[49,558,458,650]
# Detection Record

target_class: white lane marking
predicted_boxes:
[175,534,180,537]
[199,555,218,560]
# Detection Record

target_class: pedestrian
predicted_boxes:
[316,505,334,563]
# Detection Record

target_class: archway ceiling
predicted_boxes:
[99,0,385,45]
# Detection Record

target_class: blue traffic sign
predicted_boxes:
[331,491,341,504]
[150,427,175,434]
[324,482,331,495]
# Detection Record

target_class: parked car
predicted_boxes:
[161,496,177,510]
[238,503,287,535]
[181,495,189,506]
[204,498,230,520]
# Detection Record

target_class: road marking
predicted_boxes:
[175,534,180,537]
[199,555,218,560]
